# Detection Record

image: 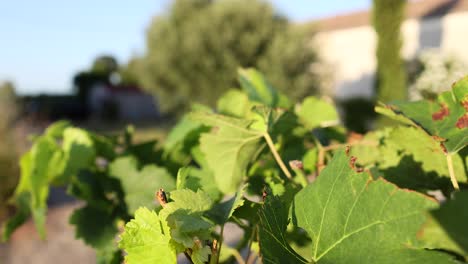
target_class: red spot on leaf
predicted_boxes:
[432,103,450,121]
[349,156,363,172]
[456,114,468,129]
[462,99,468,112]
[439,143,447,154]
[349,156,357,169]
[345,145,351,155]
[432,135,446,142]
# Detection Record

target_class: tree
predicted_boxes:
[91,55,119,76]
[372,0,407,103]
[0,81,19,220]
[136,0,319,112]
[73,55,118,103]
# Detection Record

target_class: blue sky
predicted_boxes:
[0,0,370,94]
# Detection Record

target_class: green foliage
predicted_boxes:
[109,157,175,214]
[3,70,468,264]
[258,195,308,264]
[136,0,318,112]
[378,77,468,154]
[191,112,264,194]
[119,207,177,264]
[420,191,468,259]
[0,81,19,220]
[373,0,407,104]
[293,150,453,263]
[91,55,118,76]
[296,96,339,129]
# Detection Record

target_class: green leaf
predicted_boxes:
[164,115,203,155]
[109,156,175,214]
[420,190,468,258]
[351,126,467,191]
[258,195,308,264]
[44,120,72,138]
[160,189,214,248]
[69,206,118,249]
[179,145,221,200]
[191,243,211,264]
[302,148,318,173]
[205,187,245,225]
[1,192,30,241]
[68,170,122,211]
[379,77,468,153]
[191,112,264,193]
[162,189,213,215]
[96,247,123,264]
[217,89,251,118]
[13,136,59,238]
[296,96,339,130]
[176,166,221,201]
[293,150,456,263]
[119,207,177,264]
[238,68,291,108]
[385,127,467,181]
[55,127,96,183]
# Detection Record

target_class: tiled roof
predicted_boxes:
[310,0,468,32]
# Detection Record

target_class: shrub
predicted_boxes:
[2,69,467,263]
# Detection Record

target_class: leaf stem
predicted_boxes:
[231,249,246,264]
[321,140,377,151]
[446,153,459,190]
[244,224,257,263]
[263,133,292,179]
[216,225,225,264]
[184,251,194,264]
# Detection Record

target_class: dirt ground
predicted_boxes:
[0,203,95,264]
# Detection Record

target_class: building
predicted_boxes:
[311,0,468,99]
[88,83,159,121]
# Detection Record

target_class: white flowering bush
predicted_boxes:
[409,49,467,100]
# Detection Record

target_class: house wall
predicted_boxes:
[315,11,468,99]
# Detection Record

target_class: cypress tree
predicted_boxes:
[372,0,407,103]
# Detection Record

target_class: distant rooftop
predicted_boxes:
[311,0,468,32]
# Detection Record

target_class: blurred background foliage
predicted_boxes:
[0,81,19,221]
[373,0,407,102]
[408,49,468,100]
[132,0,319,113]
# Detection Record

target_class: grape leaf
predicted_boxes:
[191,245,211,264]
[420,190,468,258]
[164,114,202,156]
[68,170,122,211]
[160,189,214,248]
[162,189,213,216]
[12,136,59,238]
[258,195,308,264]
[175,166,221,201]
[119,207,177,264]
[69,205,118,249]
[293,150,456,263]
[238,68,291,108]
[205,187,245,225]
[351,126,467,191]
[190,112,264,193]
[109,156,175,214]
[378,77,468,154]
[217,89,251,118]
[53,127,96,184]
[43,120,72,138]
[296,96,339,129]
[1,192,30,241]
